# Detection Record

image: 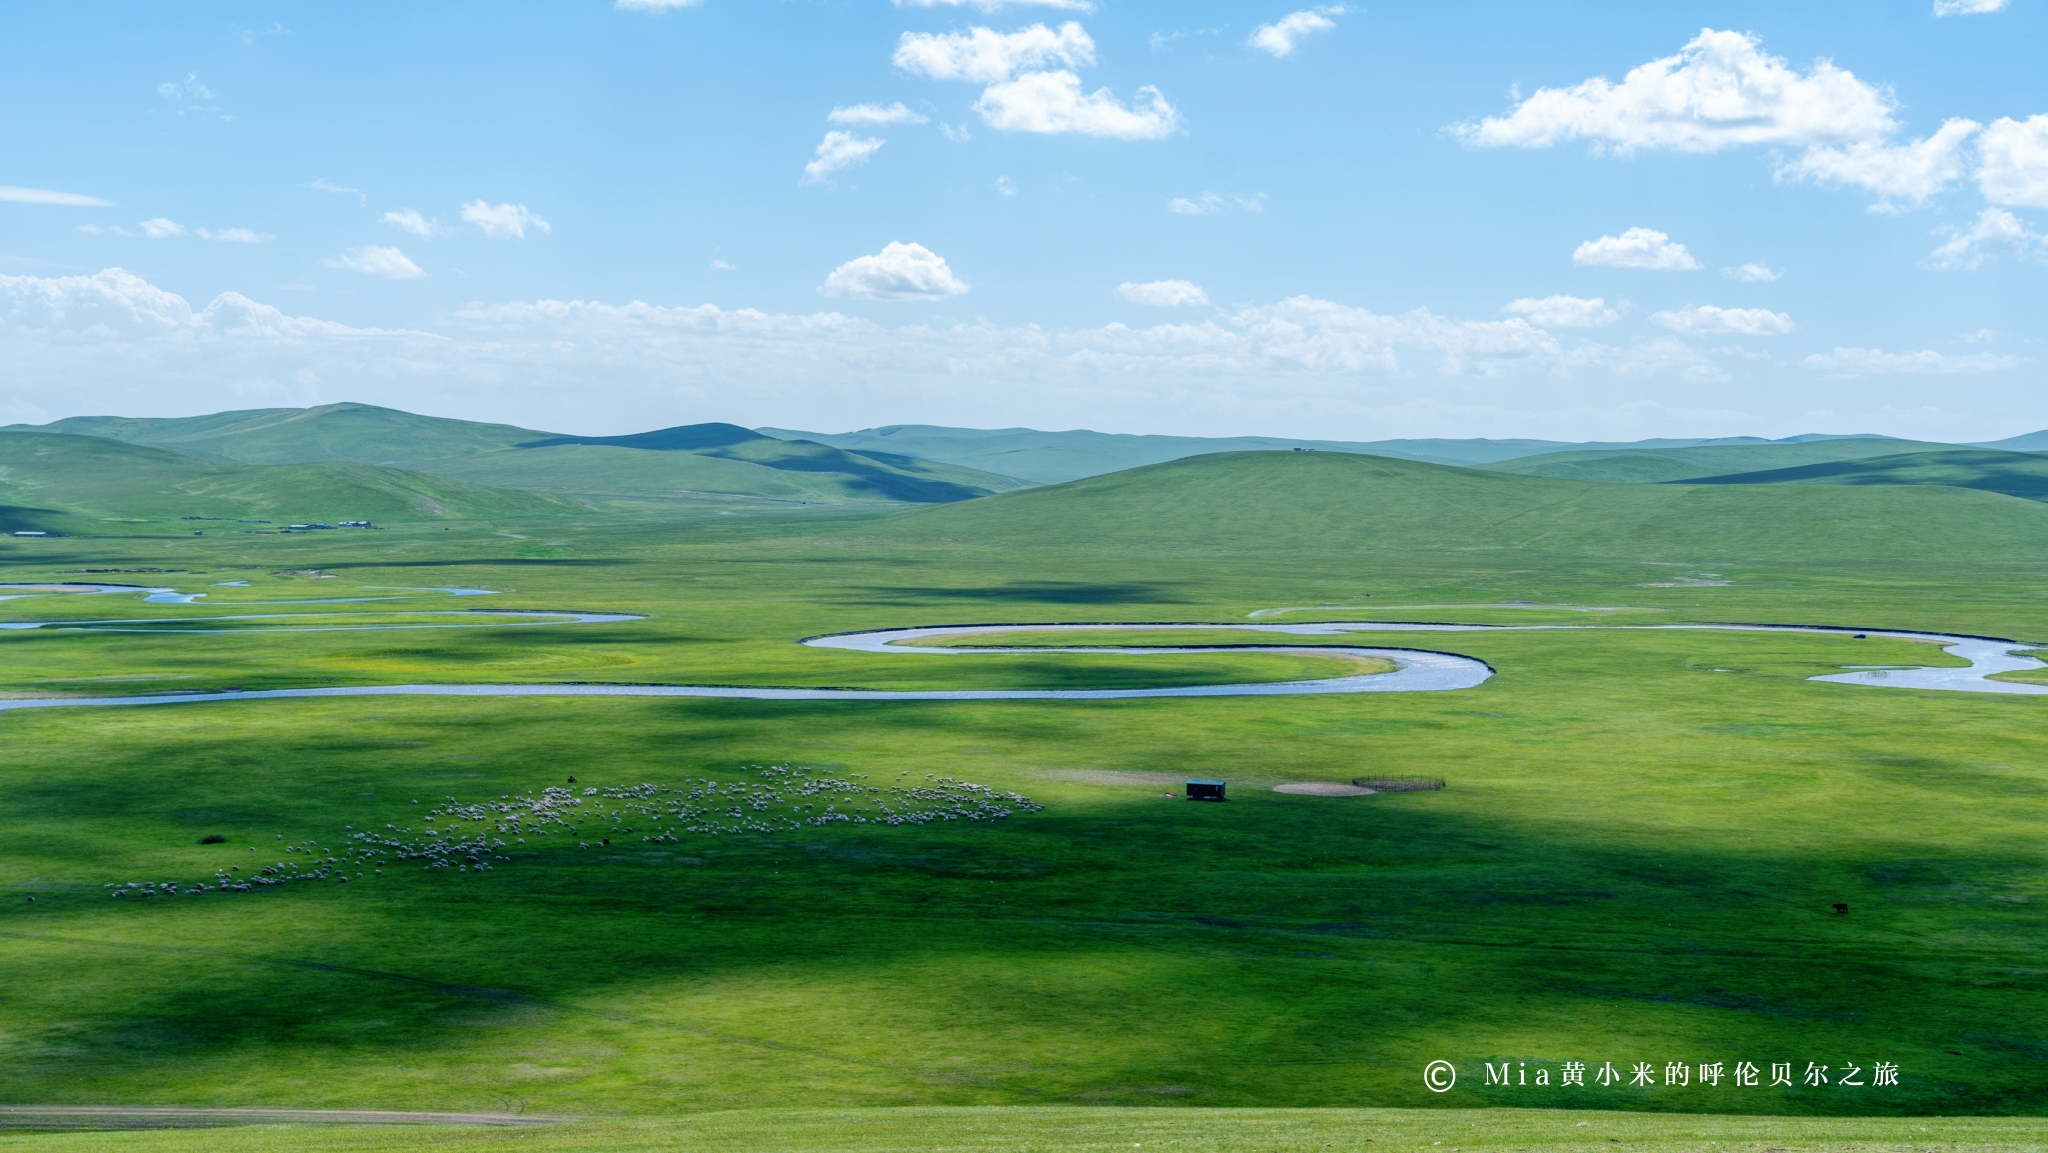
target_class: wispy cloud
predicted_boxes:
[1651,305,1795,335]
[1933,0,2007,15]
[1723,262,1783,282]
[139,218,187,239]
[305,178,366,206]
[461,201,550,239]
[711,259,739,272]
[1928,207,2047,269]
[894,23,1094,84]
[1804,347,2023,375]
[325,246,426,279]
[198,227,274,244]
[381,209,450,238]
[1248,6,1346,58]
[1503,295,1618,327]
[0,186,113,207]
[1167,193,1265,215]
[829,103,928,126]
[1117,279,1209,307]
[616,0,704,10]
[803,132,886,183]
[892,0,1094,11]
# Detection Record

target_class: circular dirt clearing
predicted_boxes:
[1273,782,1375,796]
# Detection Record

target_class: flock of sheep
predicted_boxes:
[105,764,1045,900]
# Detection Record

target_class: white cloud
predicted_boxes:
[803,132,886,183]
[1248,6,1345,58]
[996,176,1017,196]
[1976,114,2048,208]
[615,0,703,10]
[820,242,970,300]
[139,218,187,239]
[1453,29,1896,155]
[1722,262,1782,282]
[894,23,1094,84]
[1118,280,1209,307]
[828,103,928,126]
[939,122,973,143]
[1503,295,1618,327]
[893,0,1094,11]
[1572,228,1701,270]
[157,73,214,101]
[1167,193,1265,215]
[197,227,274,244]
[711,259,739,272]
[1804,347,2023,375]
[0,186,114,207]
[460,201,550,240]
[975,71,1180,139]
[1933,0,2007,14]
[305,178,365,205]
[1928,207,2047,269]
[1651,305,1795,335]
[325,246,426,279]
[1780,118,1981,210]
[380,209,449,238]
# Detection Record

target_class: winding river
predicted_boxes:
[0,616,2040,713]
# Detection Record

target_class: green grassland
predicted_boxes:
[1477,440,1959,484]
[1,449,2045,1144]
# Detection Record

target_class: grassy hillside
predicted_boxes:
[14,402,547,466]
[0,431,567,525]
[9,405,1024,506]
[1682,447,2048,502]
[1481,438,1950,483]
[876,449,2048,564]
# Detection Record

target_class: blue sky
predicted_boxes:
[3,0,2046,440]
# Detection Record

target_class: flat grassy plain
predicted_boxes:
[2,452,2046,1147]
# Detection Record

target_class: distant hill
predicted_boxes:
[1680,448,2048,502]
[1969,429,2048,452]
[874,450,2048,565]
[5,404,1027,506]
[757,423,1929,485]
[1480,438,1952,484]
[0,431,567,527]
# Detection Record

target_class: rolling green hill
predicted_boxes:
[876,449,2048,564]
[1681,447,2048,502]
[0,431,568,526]
[1479,438,1952,483]
[6,404,1028,505]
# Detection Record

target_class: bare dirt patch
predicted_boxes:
[1274,782,1376,796]
[1041,770,1185,787]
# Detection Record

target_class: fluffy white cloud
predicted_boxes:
[1117,280,1209,307]
[1248,6,1344,58]
[1804,347,2023,375]
[894,0,1093,9]
[0,185,114,207]
[975,72,1180,139]
[1572,228,1701,270]
[615,0,702,10]
[1651,305,1795,335]
[460,201,550,240]
[380,209,449,238]
[1723,262,1782,282]
[828,103,928,126]
[893,23,1094,84]
[197,227,273,244]
[1503,295,1618,327]
[1933,0,2007,14]
[1454,29,1896,155]
[1779,118,1980,209]
[139,218,187,239]
[820,242,970,300]
[1928,207,2047,269]
[803,132,886,183]
[325,246,426,279]
[1976,114,2048,208]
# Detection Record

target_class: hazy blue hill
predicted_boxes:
[1681,447,2048,502]
[0,431,567,525]
[7,405,1024,506]
[1481,438,1952,483]
[1969,429,2048,452]
[756,425,1568,483]
[874,450,2048,564]
[759,424,1938,485]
